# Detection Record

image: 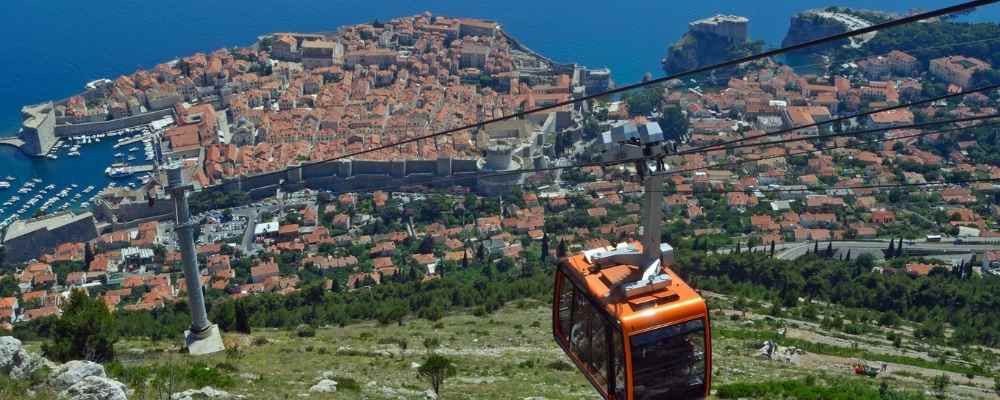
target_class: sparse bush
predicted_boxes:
[215,362,238,372]
[223,335,245,362]
[546,360,573,371]
[252,336,269,346]
[423,337,441,354]
[296,324,316,338]
[186,362,235,388]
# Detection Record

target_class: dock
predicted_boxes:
[113,134,153,149]
[0,137,25,149]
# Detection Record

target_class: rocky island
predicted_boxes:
[781,8,880,55]
[662,14,762,75]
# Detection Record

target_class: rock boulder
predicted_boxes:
[50,360,106,391]
[309,379,338,393]
[0,336,51,380]
[59,375,128,400]
[171,386,245,400]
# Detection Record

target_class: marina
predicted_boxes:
[0,122,167,229]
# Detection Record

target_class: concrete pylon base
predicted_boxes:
[185,324,225,355]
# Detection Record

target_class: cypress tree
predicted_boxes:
[84,243,94,267]
[769,241,776,258]
[845,249,852,262]
[826,241,834,258]
[896,239,904,258]
[541,232,549,262]
[461,249,469,270]
[814,241,819,254]
[886,239,896,259]
[735,242,741,255]
[476,242,485,261]
[235,301,252,334]
[557,239,567,258]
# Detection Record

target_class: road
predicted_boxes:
[721,240,1000,262]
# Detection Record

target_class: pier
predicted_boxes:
[0,137,25,149]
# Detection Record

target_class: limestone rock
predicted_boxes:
[309,379,338,393]
[0,336,22,372]
[171,386,244,400]
[424,389,438,399]
[0,336,54,381]
[10,349,51,380]
[50,360,106,391]
[59,375,128,400]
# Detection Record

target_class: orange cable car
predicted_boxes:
[551,138,712,399]
[553,242,711,400]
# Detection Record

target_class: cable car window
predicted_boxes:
[557,274,574,340]
[612,327,626,399]
[570,290,593,371]
[630,319,707,400]
[590,309,609,387]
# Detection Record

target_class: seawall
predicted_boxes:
[54,108,173,137]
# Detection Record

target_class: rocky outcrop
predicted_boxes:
[781,9,877,54]
[662,15,758,75]
[59,375,128,400]
[50,360,107,392]
[0,336,51,380]
[0,336,128,400]
[309,379,338,393]
[171,386,245,400]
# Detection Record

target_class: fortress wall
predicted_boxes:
[405,160,437,176]
[54,109,173,137]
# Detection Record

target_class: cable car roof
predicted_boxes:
[560,243,708,335]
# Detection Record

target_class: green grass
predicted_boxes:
[716,377,928,400]
[716,328,986,377]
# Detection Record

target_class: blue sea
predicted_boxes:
[1,0,998,221]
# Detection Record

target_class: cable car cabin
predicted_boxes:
[553,242,711,400]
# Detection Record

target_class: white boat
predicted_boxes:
[71,184,79,188]
[32,178,41,183]
[44,184,55,190]
[0,182,9,189]
[4,176,14,181]
[68,151,81,157]
[47,154,58,159]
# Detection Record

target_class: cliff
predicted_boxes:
[781,9,877,54]
[662,15,759,75]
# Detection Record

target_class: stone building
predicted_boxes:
[18,102,57,157]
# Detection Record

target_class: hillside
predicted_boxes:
[11,293,996,399]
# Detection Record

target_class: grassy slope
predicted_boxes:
[23,296,1000,400]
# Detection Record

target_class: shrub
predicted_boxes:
[296,324,316,338]
[42,290,117,362]
[546,360,573,371]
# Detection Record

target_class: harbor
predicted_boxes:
[0,121,167,230]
